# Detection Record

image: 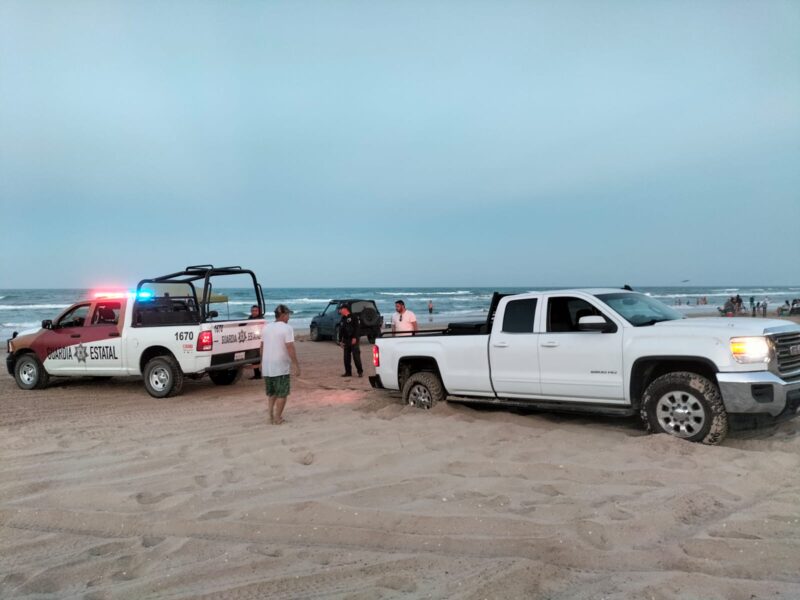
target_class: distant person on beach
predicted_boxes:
[337,305,363,378]
[392,300,418,336]
[261,304,300,425]
[248,305,263,380]
[428,300,434,315]
[750,296,755,313]
[762,298,768,317]
[723,298,735,316]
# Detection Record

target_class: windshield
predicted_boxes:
[596,292,684,326]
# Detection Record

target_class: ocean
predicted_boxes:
[2,285,799,340]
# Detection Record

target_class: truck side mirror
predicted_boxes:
[208,310,219,319]
[42,319,53,330]
[578,315,609,332]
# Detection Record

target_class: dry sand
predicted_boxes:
[2,332,800,599]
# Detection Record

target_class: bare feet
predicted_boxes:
[273,417,285,425]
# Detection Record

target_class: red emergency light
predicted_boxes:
[372,345,380,367]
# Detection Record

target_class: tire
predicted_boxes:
[332,325,341,344]
[14,353,49,390]
[143,355,184,398]
[310,325,320,342]
[641,371,728,445]
[360,307,380,327]
[208,368,242,386]
[402,372,446,409]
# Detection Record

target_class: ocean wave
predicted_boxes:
[0,304,70,310]
[377,291,472,296]
[2,322,39,328]
[271,298,333,304]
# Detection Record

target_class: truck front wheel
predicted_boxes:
[402,372,445,409]
[143,355,184,398]
[14,353,49,390]
[641,371,728,445]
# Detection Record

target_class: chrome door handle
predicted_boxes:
[492,342,509,348]
[541,341,559,348]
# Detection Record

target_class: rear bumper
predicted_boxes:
[717,371,800,423]
[369,374,384,389]
[205,348,260,372]
[6,353,14,376]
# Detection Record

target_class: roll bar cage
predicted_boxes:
[135,265,265,322]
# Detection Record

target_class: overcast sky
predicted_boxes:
[1,1,798,289]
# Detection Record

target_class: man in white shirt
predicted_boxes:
[261,304,300,425]
[391,300,418,336]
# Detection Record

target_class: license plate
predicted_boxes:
[234,351,245,361]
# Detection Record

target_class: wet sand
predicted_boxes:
[1,325,800,599]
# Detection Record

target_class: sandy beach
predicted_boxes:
[2,323,800,600]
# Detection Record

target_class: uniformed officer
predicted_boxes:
[337,305,363,377]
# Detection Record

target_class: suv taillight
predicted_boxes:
[373,345,380,367]
[197,330,213,351]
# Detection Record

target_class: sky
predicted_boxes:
[1,1,798,289]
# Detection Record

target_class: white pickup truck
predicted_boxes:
[6,265,265,398]
[370,289,800,444]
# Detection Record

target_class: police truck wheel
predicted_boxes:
[143,355,184,398]
[641,371,728,445]
[332,326,341,344]
[402,372,446,409]
[208,369,242,385]
[14,354,49,390]
[310,325,320,342]
[360,307,380,327]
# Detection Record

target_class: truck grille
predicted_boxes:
[773,332,800,376]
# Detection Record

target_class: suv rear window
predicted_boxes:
[350,301,376,313]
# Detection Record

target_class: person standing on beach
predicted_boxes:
[392,300,418,336]
[261,304,300,425]
[248,305,263,380]
[428,300,434,315]
[337,305,363,378]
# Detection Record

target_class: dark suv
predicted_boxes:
[310,299,382,344]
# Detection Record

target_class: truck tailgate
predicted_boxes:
[209,320,263,364]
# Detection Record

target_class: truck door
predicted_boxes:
[36,303,92,375]
[538,295,624,402]
[83,300,124,374]
[489,297,541,397]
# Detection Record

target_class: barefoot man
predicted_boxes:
[261,304,300,424]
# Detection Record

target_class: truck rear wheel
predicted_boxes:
[309,325,320,342]
[402,372,445,409]
[641,371,728,445]
[208,368,242,386]
[143,355,184,398]
[14,353,49,390]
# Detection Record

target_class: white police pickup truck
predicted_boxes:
[370,289,800,444]
[6,265,265,398]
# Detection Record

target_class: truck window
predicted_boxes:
[502,298,538,333]
[547,297,605,333]
[56,304,91,328]
[91,302,121,325]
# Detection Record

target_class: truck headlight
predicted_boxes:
[730,337,771,364]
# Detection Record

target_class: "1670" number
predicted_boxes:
[175,331,194,341]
